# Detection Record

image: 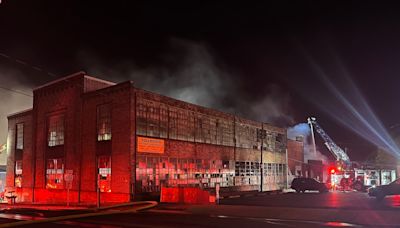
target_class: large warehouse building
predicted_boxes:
[6,71,287,204]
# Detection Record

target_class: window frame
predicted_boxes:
[47,115,65,147]
[97,103,112,141]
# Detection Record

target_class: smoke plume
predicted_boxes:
[80,38,293,126]
[0,67,33,164]
[287,123,328,164]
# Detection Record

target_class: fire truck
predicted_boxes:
[307,117,397,191]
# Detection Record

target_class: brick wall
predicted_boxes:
[287,139,304,176]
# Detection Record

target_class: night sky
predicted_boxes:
[1,1,400,161]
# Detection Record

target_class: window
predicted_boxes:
[169,108,178,139]
[16,123,24,150]
[48,115,64,147]
[160,104,168,138]
[46,158,64,189]
[188,112,195,141]
[98,155,111,192]
[97,104,112,141]
[15,160,22,187]
[136,99,147,135]
[177,110,188,141]
[195,116,203,143]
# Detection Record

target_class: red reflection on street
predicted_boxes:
[327,192,340,208]
[324,221,357,227]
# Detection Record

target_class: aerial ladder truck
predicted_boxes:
[307,117,397,191]
[307,117,362,191]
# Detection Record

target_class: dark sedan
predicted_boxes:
[291,177,329,193]
[368,178,400,200]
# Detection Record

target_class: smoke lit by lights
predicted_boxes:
[304,52,400,159]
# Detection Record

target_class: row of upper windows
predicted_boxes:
[14,101,285,150]
[14,104,112,150]
[136,98,287,152]
[46,104,112,147]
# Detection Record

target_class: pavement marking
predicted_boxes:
[148,209,191,215]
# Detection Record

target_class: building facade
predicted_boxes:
[287,138,304,177]
[6,72,287,204]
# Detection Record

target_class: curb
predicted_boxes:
[0,201,158,228]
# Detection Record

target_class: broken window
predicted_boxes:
[14,160,22,187]
[97,103,112,141]
[98,155,111,192]
[46,158,64,189]
[47,115,64,147]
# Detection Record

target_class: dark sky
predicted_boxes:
[1,1,400,161]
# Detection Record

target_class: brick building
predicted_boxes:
[287,137,304,177]
[6,72,287,204]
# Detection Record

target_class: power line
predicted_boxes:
[0,52,57,77]
[0,86,32,97]
[0,51,112,98]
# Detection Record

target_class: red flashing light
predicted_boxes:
[329,167,336,174]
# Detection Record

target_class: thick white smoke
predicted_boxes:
[287,123,328,164]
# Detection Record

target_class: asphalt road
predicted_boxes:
[222,191,400,210]
[1,191,400,227]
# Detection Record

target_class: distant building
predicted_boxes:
[6,72,287,204]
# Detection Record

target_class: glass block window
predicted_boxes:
[46,158,64,189]
[98,155,111,192]
[16,123,24,150]
[48,115,64,147]
[97,104,112,141]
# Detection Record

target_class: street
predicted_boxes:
[1,191,400,227]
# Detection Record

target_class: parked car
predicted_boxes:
[368,178,400,200]
[291,177,329,193]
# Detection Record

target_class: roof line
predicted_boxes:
[84,75,116,86]
[7,108,33,119]
[33,71,86,91]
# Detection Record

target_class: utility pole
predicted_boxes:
[257,127,267,192]
[97,174,101,208]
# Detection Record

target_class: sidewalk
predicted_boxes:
[0,202,94,211]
